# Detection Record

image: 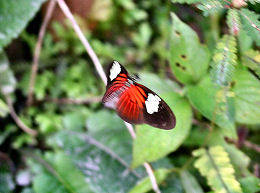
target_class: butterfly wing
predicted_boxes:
[102,61,176,130]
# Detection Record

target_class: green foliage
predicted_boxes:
[232,69,260,124]
[132,92,192,168]
[180,170,204,193]
[193,146,243,193]
[210,35,237,87]
[0,0,46,51]
[227,10,241,36]
[0,98,9,117]
[129,169,170,193]
[242,49,260,77]
[187,76,236,138]
[239,8,260,46]
[169,12,210,84]
[0,52,16,95]
[1,0,259,192]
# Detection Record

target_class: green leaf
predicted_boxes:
[0,52,16,94]
[86,109,133,164]
[50,131,139,193]
[132,22,152,48]
[29,151,92,193]
[210,35,237,87]
[187,76,236,138]
[227,10,241,36]
[193,146,243,193]
[0,0,46,51]
[180,170,204,193]
[240,9,260,46]
[197,0,226,16]
[0,98,9,117]
[132,92,192,168]
[169,12,210,84]
[239,176,260,193]
[232,69,260,124]
[242,49,260,78]
[160,173,184,193]
[129,169,170,193]
[0,125,16,145]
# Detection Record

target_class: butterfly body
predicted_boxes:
[102,61,176,130]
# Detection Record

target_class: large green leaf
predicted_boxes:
[132,92,192,168]
[239,176,260,193]
[0,52,16,94]
[0,0,46,51]
[186,76,236,138]
[30,152,91,193]
[193,146,243,193]
[232,69,260,124]
[169,13,210,84]
[50,130,139,193]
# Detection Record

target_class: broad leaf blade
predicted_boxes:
[0,0,46,51]
[132,92,192,168]
[169,12,210,84]
[0,98,9,117]
[180,170,204,193]
[232,69,260,124]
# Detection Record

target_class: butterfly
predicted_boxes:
[102,61,176,130]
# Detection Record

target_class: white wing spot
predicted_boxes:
[145,93,161,114]
[109,61,121,81]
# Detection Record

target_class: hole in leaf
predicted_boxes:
[181,55,187,59]
[175,62,186,71]
[175,31,180,36]
[230,81,236,88]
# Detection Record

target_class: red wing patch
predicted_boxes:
[116,85,147,124]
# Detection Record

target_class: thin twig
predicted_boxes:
[27,0,56,106]
[5,95,37,136]
[56,0,161,192]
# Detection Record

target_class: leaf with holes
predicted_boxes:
[132,92,192,168]
[193,146,243,193]
[169,12,210,84]
[0,0,46,51]
[232,69,260,124]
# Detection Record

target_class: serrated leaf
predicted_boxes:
[0,52,16,94]
[197,0,226,16]
[187,76,236,138]
[132,92,192,168]
[169,12,210,84]
[0,0,46,51]
[227,9,241,36]
[180,170,204,193]
[240,9,260,46]
[0,98,9,117]
[232,69,260,124]
[50,131,139,193]
[210,35,237,87]
[193,146,243,193]
[242,49,260,78]
[129,168,170,193]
